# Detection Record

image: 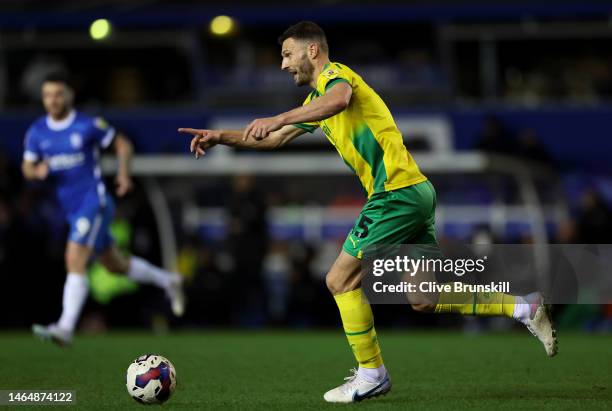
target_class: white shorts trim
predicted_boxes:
[86,214,103,249]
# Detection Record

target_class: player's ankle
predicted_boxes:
[512,297,530,323]
[358,364,387,383]
[513,292,540,323]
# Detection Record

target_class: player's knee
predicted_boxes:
[325,273,341,294]
[325,271,357,295]
[65,249,87,273]
[101,260,122,274]
[99,254,129,274]
[411,303,436,313]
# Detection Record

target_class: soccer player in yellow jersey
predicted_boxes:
[179,21,557,403]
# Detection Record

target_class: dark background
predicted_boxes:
[0,0,611,333]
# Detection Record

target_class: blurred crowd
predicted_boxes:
[3,23,612,110]
[475,116,553,165]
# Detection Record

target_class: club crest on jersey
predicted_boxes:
[76,217,91,237]
[70,133,83,149]
[94,117,109,130]
[322,69,339,79]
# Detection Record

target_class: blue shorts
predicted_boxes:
[67,192,115,253]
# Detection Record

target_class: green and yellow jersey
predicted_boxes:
[294,62,427,198]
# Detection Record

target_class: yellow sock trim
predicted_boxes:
[334,288,383,368]
[434,287,516,318]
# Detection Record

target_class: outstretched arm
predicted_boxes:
[242,82,352,141]
[179,124,306,158]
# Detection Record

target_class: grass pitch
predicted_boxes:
[0,330,610,410]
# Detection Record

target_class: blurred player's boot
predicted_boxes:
[323,368,391,403]
[32,323,73,347]
[166,274,186,317]
[516,293,558,357]
[127,256,186,316]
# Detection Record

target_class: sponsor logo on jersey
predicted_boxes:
[48,153,85,170]
[322,69,339,79]
[70,133,83,149]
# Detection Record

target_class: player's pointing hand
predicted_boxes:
[178,128,221,159]
[243,115,285,141]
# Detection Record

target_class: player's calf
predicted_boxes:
[97,246,130,273]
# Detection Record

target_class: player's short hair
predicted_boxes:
[278,21,329,54]
[42,71,74,89]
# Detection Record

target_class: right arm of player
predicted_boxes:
[179,125,306,158]
[22,160,49,181]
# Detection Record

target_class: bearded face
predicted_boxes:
[293,53,315,86]
[42,81,73,119]
[281,38,316,87]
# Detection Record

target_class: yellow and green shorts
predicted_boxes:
[342,180,439,259]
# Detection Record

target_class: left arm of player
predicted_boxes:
[243,82,352,141]
[112,133,134,197]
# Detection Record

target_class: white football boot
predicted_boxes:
[323,368,391,403]
[32,323,72,347]
[166,274,186,317]
[521,293,558,357]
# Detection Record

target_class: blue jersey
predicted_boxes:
[23,110,116,215]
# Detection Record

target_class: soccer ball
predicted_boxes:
[126,354,176,404]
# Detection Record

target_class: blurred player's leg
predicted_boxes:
[33,241,91,346]
[97,245,185,317]
[323,251,391,403]
[92,202,185,317]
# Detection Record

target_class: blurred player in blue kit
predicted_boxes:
[22,72,185,346]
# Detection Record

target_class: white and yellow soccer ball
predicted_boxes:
[126,354,177,404]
